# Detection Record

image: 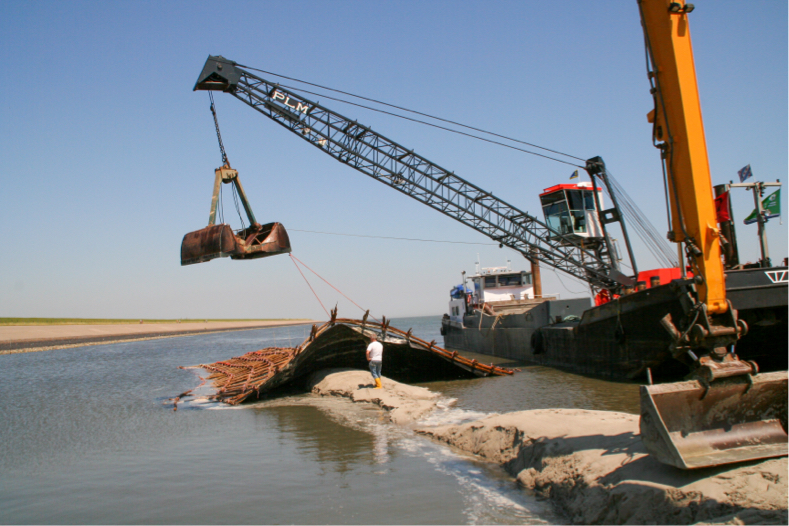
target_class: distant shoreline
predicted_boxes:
[0,317,310,326]
[0,320,318,355]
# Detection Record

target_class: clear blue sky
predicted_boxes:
[1,1,786,320]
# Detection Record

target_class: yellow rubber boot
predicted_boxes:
[374,377,382,389]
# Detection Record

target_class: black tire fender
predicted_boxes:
[531,330,543,354]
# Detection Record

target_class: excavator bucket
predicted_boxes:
[180,222,290,266]
[639,371,788,469]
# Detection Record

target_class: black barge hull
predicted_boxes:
[442,267,788,381]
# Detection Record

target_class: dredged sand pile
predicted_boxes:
[308,368,440,425]
[306,369,788,525]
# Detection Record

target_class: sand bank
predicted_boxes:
[307,368,440,425]
[417,409,788,525]
[0,320,316,355]
[302,369,787,524]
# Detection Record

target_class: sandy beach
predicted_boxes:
[0,320,317,354]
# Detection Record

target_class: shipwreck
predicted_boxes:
[173,310,514,408]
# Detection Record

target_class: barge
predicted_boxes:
[441,263,787,381]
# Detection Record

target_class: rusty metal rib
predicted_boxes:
[183,317,514,406]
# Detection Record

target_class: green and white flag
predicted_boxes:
[744,189,781,225]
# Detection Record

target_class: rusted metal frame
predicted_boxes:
[230,71,619,289]
[332,317,513,376]
[199,351,299,404]
[193,318,516,406]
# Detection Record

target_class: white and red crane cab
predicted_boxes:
[539,182,605,244]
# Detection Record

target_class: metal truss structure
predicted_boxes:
[195,56,633,291]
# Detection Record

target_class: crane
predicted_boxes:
[191,55,637,293]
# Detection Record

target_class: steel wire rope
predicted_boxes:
[230,183,246,231]
[209,91,230,167]
[217,183,225,225]
[290,253,381,323]
[290,229,497,245]
[274,81,584,169]
[289,254,329,317]
[603,170,677,268]
[236,63,587,163]
[549,266,590,296]
[605,184,667,267]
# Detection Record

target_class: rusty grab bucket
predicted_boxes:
[180,222,291,266]
[639,370,788,469]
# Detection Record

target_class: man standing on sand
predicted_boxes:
[366,334,384,389]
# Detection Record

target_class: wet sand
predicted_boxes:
[0,320,317,355]
[305,370,788,525]
[308,368,441,425]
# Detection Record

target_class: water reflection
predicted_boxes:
[373,426,390,467]
[0,316,639,524]
[257,404,376,473]
[419,362,641,416]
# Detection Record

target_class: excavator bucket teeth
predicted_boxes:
[639,371,788,469]
[181,224,241,265]
[181,223,291,266]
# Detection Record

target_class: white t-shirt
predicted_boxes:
[367,341,383,361]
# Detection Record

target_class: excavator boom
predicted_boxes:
[640,0,725,314]
[637,0,786,468]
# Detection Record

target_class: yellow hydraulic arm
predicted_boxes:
[637,0,788,472]
[638,0,727,314]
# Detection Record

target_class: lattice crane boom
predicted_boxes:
[194,56,633,290]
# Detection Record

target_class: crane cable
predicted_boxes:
[237,64,586,168]
[289,254,329,317]
[220,61,679,271]
[242,66,676,265]
[209,93,246,230]
[274,80,584,169]
[209,91,229,167]
[289,253,381,322]
[290,229,497,245]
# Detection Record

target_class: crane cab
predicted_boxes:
[540,182,605,244]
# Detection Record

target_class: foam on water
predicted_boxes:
[242,391,558,524]
[396,434,556,524]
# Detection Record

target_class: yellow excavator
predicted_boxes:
[636,0,787,469]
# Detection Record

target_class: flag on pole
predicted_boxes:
[570,170,579,180]
[738,164,753,183]
[743,189,781,225]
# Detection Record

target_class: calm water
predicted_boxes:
[0,316,640,524]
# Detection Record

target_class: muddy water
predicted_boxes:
[0,316,640,524]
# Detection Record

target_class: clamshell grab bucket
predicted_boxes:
[180,164,291,266]
[180,222,291,266]
[639,371,788,469]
